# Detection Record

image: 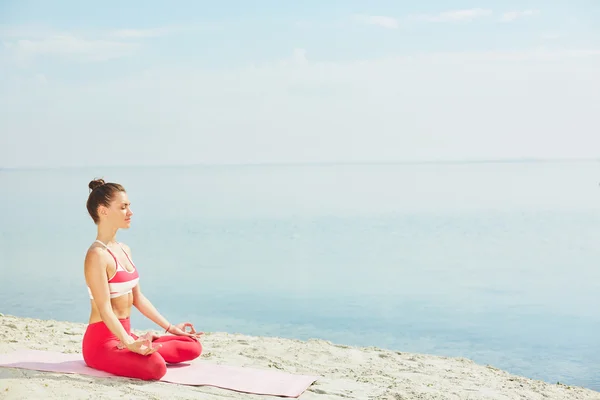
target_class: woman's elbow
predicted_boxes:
[132,287,145,306]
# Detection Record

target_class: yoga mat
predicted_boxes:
[0,349,319,398]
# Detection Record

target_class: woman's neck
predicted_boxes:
[96,223,118,245]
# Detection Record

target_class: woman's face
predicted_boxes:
[100,191,133,229]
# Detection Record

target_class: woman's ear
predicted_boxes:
[98,205,108,217]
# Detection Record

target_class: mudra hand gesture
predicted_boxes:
[166,322,204,341]
[118,335,161,356]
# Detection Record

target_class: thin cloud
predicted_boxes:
[354,15,400,29]
[292,48,308,64]
[4,45,599,167]
[0,23,214,44]
[410,8,493,22]
[417,48,600,63]
[107,25,205,39]
[501,10,540,22]
[0,24,192,63]
[0,25,64,40]
[4,34,137,62]
[108,28,170,39]
[273,48,309,67]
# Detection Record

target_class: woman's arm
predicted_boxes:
[132,284,171,331]
[132,285,203,340]
[84,248,132,343]
[119,243,171,331]
[123,244,202,340]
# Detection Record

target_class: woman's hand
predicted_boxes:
[167,322,204,340]
[139,332,161,342]
[118,335,161,355]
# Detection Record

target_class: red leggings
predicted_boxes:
[82,318,202,381]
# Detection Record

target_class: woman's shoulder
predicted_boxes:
[86,240,107,253]
[118,242,133,257]
[84,243,108,269]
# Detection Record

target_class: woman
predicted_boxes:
[82,178,203,381]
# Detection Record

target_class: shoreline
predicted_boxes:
[1,313,599,400]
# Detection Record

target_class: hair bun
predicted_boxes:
[88,178,106,191]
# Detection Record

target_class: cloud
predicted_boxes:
[410,8,493,22]
[107,25,203,39]
[33,73,47,84]
[500,10,540,22]
[291,48,308,64]
[4,45,598,168]
[0,25,59,39]
[0,24,209,63]
[4,34,137,62]
[108,28,170,39]
[0,23,208,41]
[419,48,600,63]
[354,15,399,29]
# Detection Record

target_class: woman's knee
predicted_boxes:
[180,336,203,359]
[139,353,167,380]
[190,339,203,358]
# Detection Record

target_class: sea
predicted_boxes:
[0,161,599,391]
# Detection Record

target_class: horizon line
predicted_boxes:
[1,156,599,171]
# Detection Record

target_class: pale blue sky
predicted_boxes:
[1,1,599,167]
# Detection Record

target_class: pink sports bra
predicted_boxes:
[88,240,140,300]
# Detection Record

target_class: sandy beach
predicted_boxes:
[0,313,598,400]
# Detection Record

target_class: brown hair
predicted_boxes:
[86,178,126,224]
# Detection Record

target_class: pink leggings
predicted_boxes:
[82,318,202,380]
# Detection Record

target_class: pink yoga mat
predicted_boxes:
[0,349,319,398]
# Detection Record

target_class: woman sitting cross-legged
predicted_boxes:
[82,178,203,381]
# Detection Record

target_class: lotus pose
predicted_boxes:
[82,178,203,380]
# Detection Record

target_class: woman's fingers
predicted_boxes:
[189,331,204,341]
[131,338,159,355]
[172,322,204,340]
[177,322,197,334]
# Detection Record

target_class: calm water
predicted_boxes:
[1,161,599,391]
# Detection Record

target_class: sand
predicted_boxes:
[0,313,598,400]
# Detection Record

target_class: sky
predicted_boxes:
[0,0,599,168]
